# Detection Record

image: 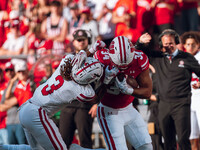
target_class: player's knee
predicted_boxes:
[136,143,153,150]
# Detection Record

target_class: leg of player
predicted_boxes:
[69,144,105,150]
[136,143,153,150]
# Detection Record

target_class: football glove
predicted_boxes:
[89,40,106,54]
[115,77,134,95]
[103,66,119,84]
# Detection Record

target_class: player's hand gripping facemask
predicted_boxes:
[71,50,87,68]
[89,40,106,54]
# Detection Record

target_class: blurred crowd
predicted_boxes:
[0,0,200,149]
[0,0,199,64]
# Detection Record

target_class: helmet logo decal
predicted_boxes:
[109,41,115,54]
[128,39,135,53]
[78,31,83,36]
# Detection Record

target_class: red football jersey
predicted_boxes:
[94,49,149,108]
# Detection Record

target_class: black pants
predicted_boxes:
[59,107,94,148]
[158,100,191,150]
[148,101,164,150]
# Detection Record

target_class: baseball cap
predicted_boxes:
[52,60,60,69]
[73,29,88,40]
[15,60,27,72]
[81,7,91,14]
[5,62,14,71]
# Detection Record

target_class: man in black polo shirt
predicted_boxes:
[135,29,200,150]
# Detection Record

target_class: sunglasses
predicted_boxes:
[77,39,86,42]
[18,70,26,73]
[5,69,14,72]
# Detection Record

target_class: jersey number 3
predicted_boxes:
[41,75,64,96]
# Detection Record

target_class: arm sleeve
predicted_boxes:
[138,52,149,71]
[188,54,200,77]
[76,84,96,103]
[135,40,163,57]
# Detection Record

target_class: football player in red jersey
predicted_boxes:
[73,36,153,150]
[97,36,153,150]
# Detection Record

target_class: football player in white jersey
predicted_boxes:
[18,54,104,150]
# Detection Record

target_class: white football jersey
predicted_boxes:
[30,54,95,116]
[191,51,200,94]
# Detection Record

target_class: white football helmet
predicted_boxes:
[109,36,135,69]
[71,57,103,85]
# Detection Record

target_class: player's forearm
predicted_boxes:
[0,97,18,112]
[132,88,152,99]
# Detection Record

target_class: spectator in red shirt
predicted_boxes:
[112,0,136,36]
[0,68,9,145]
[135,0,154,33]
[0,60,33,144]
[151,0,181,49]
[2,61,27,145]
[112,0,142,43]
[1,60,34,109]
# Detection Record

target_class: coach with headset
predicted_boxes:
[135,29,200,150]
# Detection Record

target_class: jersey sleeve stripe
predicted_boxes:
[77,96,95,103]
[77,93,95,102]
[38,108,64,150]
[77,97,86,103]
[141,58,149,68]
[80,93,95,99]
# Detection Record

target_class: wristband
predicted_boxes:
[124,87,134,95]
[89,47,95,54]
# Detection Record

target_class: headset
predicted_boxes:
[85,29,93,45]
[158,29,180,48]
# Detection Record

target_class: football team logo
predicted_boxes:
[78,31,83,36]
[134,51,143,60]
[109,41,115,54]
[178,60,184,68]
